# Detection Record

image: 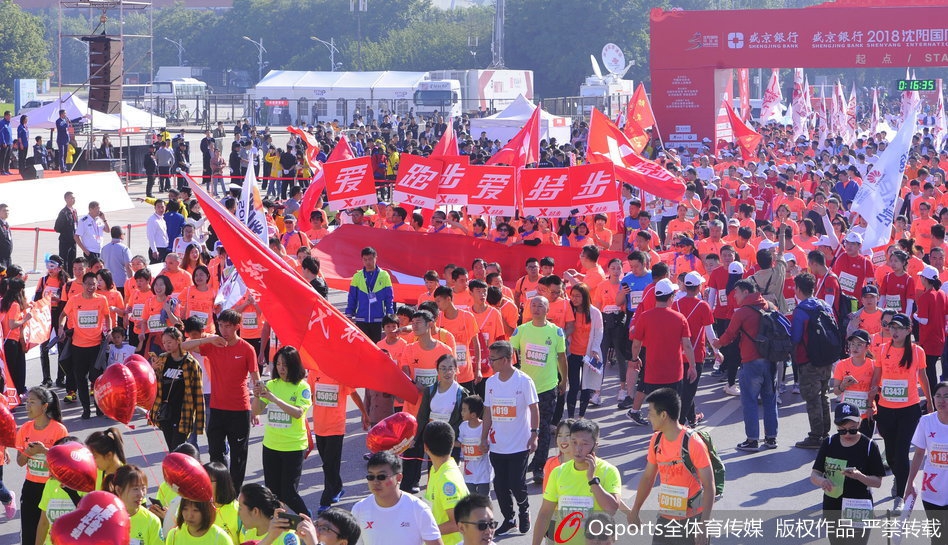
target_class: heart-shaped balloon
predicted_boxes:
[93,364,137,424]
[366,411,418,454]
[0,401,15,447]
[49,490,130,545]
[162,453,213,502]
[48,442,97,493]
[123,356,157,409]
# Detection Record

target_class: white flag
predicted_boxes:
[759,69,783,124]
[214,268,246,310]
[791,68,807,141]
[235,151,269,244]
[934,79,947,150]
[845,84,858,144]
[870,88,882,136]
[851,101,921,250]
[818,91,829,147]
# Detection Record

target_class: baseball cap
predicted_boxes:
[676,236,695,247]
[847,329,871,344]
[728,218,740,227]
[654,278,678,297]
[283,214,296,223]
[728,262,745,275]
[683,272,705,287]
[757,240,778,251]
[861,285,879,296]
[706,183,718,191]
[738,184,751,191]
[815,235,834,248]
[834,402,862,425]
[889,313,912,328]
[921,265,940,281]
[783,253,797,263]
[843,231,863,244]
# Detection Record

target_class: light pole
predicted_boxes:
[242,36,267,82]
[310,37,341,72]
[163,37,185,66]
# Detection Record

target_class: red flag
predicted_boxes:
[185,175,419,403]
[392,154,443,210]
[586,108,685,201]
[624,83,656,153]
[486,104,541,168]
[520,168,572,218]
[723,99,762,161]
[296,133,355,231]
[569,162,620,215]
[324,157,377,211]
[738,68,752,122]
[463,165,517,216]
[436,156,470,206]
[431,118,460,158]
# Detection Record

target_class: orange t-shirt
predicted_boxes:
[516,276,541,308]
[473,306,505,379]
[159,268,193,299]
[452,289,475,311]
[309,366,354,437]
[437,309,481,383]
[542,455,562,492]
[853,308,884,336]
[569,311,592,356]
[400,340,453,417]
[582,266,606,292]
[876,342,927,409]
[497,300,520,334]
[62,294,110,347]
[2,301,23,342]
[733,242,757,267]
[181,286,218,334]
[126,287,151,333]
[378,336,408,364]
[237,295,263,340]
[833,357,877,418]
[140,295,171,335]
[522,297,575,328]
[646,429,712,519]
[666,219,695,241]
[16,420,69,483]
[593,281,622,315]
[97,288,124,326]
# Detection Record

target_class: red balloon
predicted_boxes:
[162,453,213,502]
[93,364,137,424]
[366,412,418,454]
[48,442,97,493]
[0,402,15,447]
[49,490,130,545]
[123,357,157,409]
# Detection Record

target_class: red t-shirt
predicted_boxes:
[199,339,258,411]
[673,297,713,353]
[708,266,733,321]
[916,289,948,356]
[815,272,841,315]
[832,253,876,298]
[879,272,915,313]
[631,306,691,384]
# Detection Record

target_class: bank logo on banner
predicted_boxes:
[437,156,470,205]
[727,32,744,49]
[570,163,620,215]
[464,165,516,216]
[392,154,442,210]
[521,168,572,218]
[324,156,378,211]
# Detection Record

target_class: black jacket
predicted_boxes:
[54,206,75,241]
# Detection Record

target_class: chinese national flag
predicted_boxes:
[297,135,357,230]
[186,174,419,403]
[431,118,460,158]
[723,99,763,161]
[486,103,541,168]
[586,108,685,201]
[624,83,656,153]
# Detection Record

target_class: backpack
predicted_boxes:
[746,307,794,362]
[653,428,726,499]
[804,302,843,367]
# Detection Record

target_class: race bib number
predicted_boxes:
[46,498,74,523]
[314,384,340,408]
[131,304,144,320]
[881,379,909,403]
[838,272,857,295]
[930,443,948,469]
[525,290,538,300]
[491,397,517,422]
[841,498,873,528]
[27,453,49,479]
[631,291,644,307]
[456,345,468,366]
[242,312,258,329]
[461,437,484,460]
[44,286,61,299]
[524,342,550,367]
[267,404,292,428]
[841,389,869,416]
[77,310,98,329]
[430,411,451,422]
[871,251,886,267]
[147,314,163,332]
[884,295,902,311]
[718,290,728,306]
[415,368,438,388]
[559,495,595,520]
[189,311,209,325]
[754,199,764,211]
[657,483,689,517]
[603,305,620,314]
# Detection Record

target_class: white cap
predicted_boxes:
[728,218,740,227]
[739,184,751,191]
[921,265,940,281]
[683,272,705,287]
[815,235,835,248]
[758,240,778,251]
[843,231,864,244]
[654,278,678,297]
[783,253,797,262]
[728,262,745,275]
[706,183,718,191]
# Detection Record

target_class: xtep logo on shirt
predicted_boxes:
[364,521,374,529]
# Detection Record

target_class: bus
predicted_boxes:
[146,78,208,122]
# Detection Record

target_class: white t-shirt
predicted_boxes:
[108,344,136,367]
[695,166,714,182]
[429,382,460,423]
[484,369,539,455]
[458,420,493,485]
[192,350,210,395]
[911,413,948,506]
[352,492,441,545]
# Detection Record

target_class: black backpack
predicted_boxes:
[746,307,794,363]
[804,302,843,367]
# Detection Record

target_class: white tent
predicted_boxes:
[117,102,166,130]
[468,95,572,144]
[22,94,120,130]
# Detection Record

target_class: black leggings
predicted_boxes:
[490,450,530,521]
[875,403,922,499]
[566,354,584,418]
[21,479,45,545]
[714,318,740,387]
[926,355,941,401]
[160,423,188,452]
[315,434,343,508]
[5,339,26,395]
[262,446,310,517]
[72,344,100,412]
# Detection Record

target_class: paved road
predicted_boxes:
[0,180,933,545]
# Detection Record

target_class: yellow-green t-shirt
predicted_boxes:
[261,379,313,452]
[166,524,235,545]
[510,322,566,393]
[39,478,87,545]
[543,458,622,545]
[239,527,300,545]
[214,501,240,543]
[129,507,164,545]
[157,481,179,508]
[425,458,470,545]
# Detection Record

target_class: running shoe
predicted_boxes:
[762,438,778,450]
[736,439,760,452]
[626,410,648,426]
[617,397,635,410]
[64,391,77,403]
[724,384,741,396]
[496,519,517,536]
[519,512,531,533]
[794,436,823,449]
[2,491,15,519]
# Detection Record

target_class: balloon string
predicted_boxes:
[128,422,162,487]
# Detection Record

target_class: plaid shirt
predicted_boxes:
[150,352,205,436]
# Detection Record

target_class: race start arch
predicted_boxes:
[649,2,948,150]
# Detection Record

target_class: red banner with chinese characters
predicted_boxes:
[520,168,572,218]
[324,156,378,211]
[392,154,443,210]
[463,165,517,216]
[436,156,470,206]
[569,163,620,216]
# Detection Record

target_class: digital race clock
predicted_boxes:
[897,79,936,91]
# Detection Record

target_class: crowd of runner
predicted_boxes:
[1,109,948,545]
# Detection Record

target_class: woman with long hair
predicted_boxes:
[204,462,240,543]
[85,426,126,490]
[1,278,30,397]
[180,265,218,335]
[566,283,602,418]
[15,387,67,545]
[111,465,163,545]
[137,275,181,355]
[879,250,915,315]
[35,255,68,388]
[870,312,932,512]
[181,242,207,275]
[149,327,204,451]
[906,381,948,535]
[238,483,298,542]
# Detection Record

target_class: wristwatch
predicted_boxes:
[588,477,601,486]
[530,428,539,434]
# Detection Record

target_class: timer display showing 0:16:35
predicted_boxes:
[897,79,936,92]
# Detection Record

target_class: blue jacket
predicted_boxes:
[16,123,28,148]
[0,119,11,146]
[346,267,394,323]
[791,297,832,363]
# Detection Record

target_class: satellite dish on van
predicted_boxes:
[590,55,603,80]
[601,43,626,76]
